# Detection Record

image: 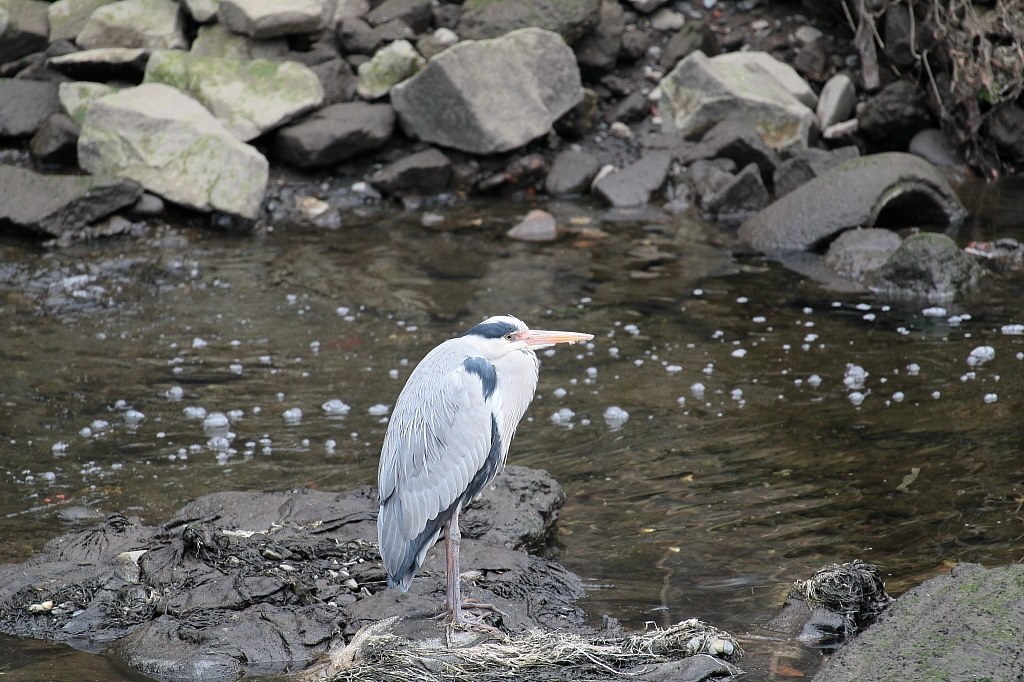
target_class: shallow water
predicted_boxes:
[1,187,1023,680]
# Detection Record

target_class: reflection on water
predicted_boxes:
[1,195,1023,680]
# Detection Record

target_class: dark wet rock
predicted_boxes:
[336,17,381,55]
[47,48,150,82]
[0,79,60,137]
[605,90,647,124]
[0,165,142,238]
[432,3,461,31]
[369,148,451,195]
[574,0,624,77]
[28,113,79,166]
[740,153,966,253]
[273,102,394,168]
[858,79,930,151]
[0,39,77,80]
[391,28,582,155]
[457,0,601,44]
[816,73,856,129]
[507,209,558,242]
[659,22,717,70]
[701,162,770,221]
[593,151,670,207]
[0,0,49,64]
[908,128,968,175]
[283,36,341,67]
[365,0,431,33]
[862,232,984,302]
[824,228,902,280]
[371,17,415,43]
[682,120,781,185]
[545,148,601,195]
[772,146,859,197]
[986,102,1024,165]
[477,152,548,191]
[812,563,1024,682]
[881,3,931,70]
[687,157,735,199]
[964,238,1024,274]
[792,35,829,83]
[311,57,357,105]
[619,24,650,61]
[634,655,740,681]
[555,86,598,139]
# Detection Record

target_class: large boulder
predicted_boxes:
[739,153,967,253]
[0,165,141,237]
[0,0,49,63]
[78,83,269,219]
[47,0,116,42]
[0,78,60,137]
[862,233,984,302]
[391,28,582,154]
[272,101,394,167]
[143,50,323,141]
[218,0,335,38]
[76,0,186,50]
[457,0,600,43]
[659,50,817,152]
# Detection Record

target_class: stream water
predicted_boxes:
[1,184,1022,680]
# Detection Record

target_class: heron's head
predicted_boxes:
[462,315,593,360]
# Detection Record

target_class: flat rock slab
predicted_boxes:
[48,48,150,82]
[76,0,186,50]
[813,563,1024,682]
[457,0,601,43]
[545,148,601,195]
[219,0,334,38]
[0,78,59,137]
[0,466,579,679]
[391,27,582,154]
[739,152,967,253]
[47,0,118,42]
[593,151,671,207]
[78,83,269,219]
[273,101,394,168]
[0,165,141,237]
[369,147,451,195]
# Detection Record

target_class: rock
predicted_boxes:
[76,0,186,50]
[58,80,115,125]
[861,233,984,301]
[284,35,340,66]
[143,51,324,141]
[772,146,859,197]
[356,39,425,100]
[659,51,817,152]
[817,73,856,129]
[545,148,600,195]
[625,0,668,13]
[824,228,902,279]
[858,79,930,150]
[507,209,558,242]
[128,192,164,216]
[574,0,624,77]
[391,28,583,154]
[987,102,1024,165]
[2,39,78,81]
[311,57,356,104]
[336,16,379,55]
[29,112,79,165]
[334,0,367,21]
[0,165,141,237]
[592,151,671,207]
[457,0,601,44]
[554,86,597,139]
[78,83,269,219]
[605,90,647,124]
[48,48,150,81]
[650,8,683,32]
[47,0,117,42]
[0,79,59,137]
[190,24,289,60]
[681,120,780,184]
[272,101,394,167]
[218,0,334,39]
[365,0,431,33]
[792,37,829,83]
[739,152,966,253]
[181,0,217,23]
[701,162,770,219]
[369,148,451,195]
[659,21,717,70]
[619,24,649,61]
[416,27,458,61]
[908,128,968,175]
[0,0,49,63]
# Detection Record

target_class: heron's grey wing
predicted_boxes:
[377,341,500,589]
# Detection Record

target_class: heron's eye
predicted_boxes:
[504,333,515,342]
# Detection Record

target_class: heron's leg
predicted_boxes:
[444,505,463,617]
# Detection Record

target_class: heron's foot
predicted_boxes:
[448,607,506,638]
[461,597,504,617]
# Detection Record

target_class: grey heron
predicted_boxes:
[377,315,593,626]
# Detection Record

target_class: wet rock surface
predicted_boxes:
[862,232,985,302]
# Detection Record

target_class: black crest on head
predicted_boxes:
[464,320,519,339]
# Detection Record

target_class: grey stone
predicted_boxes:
[181,0,218,23]
[457,0,600,44]
[660,50,816,152]
[574,0,624,77]
[554,86,597,139]
[545,148,600,195]
[908,128,968,175]
[619,23,649,61]
[858,79,929,149]
[128,192,164,216]
[0,165,141,237]
[356,39,424,100]
[861,233,985,302]
[370,148,451,195]
[144,51,323,141]
[507,209,558,242]
[605,90,647,124]
[659,21,717,70]
[365,0,431,33]
[336,16,380,55]
[47,0,117,42]
[701,162,770,219]
[371,17,414,43]
[0,0,49,63]
[218,0,335,39]
[681,120,780,183]
[416,27,458,61]
[391,28,583,154]
[48,48,150,81]
[29,112,79,166]
[78,83,269,219]
[0,79,60,137]
[58,80,116,125]
[190,24,289,60]
[624,0,668,13]
[311,57,356,104]
[772,146,859,197]
[650,8,683,32]
[76,0,186,50]
[824,228,903,280]
[987,102,1024,164]
[817,73,856,129]
[272,101,394,167]
[739,153,967,253]
[592,152,671,207]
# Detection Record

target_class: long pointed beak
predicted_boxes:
[516,329,594,349]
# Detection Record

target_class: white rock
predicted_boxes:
[76,0,186,50]
[816,73,856,129]
[356,39,426,100]
[219,0,335,39]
